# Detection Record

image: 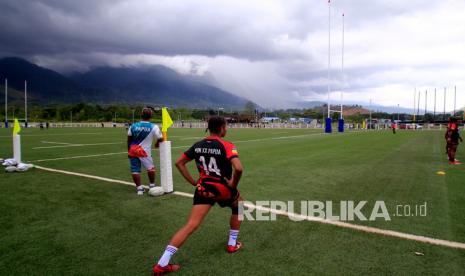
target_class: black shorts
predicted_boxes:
[193,177,240,212]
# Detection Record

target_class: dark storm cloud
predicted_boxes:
[0,0,462,108]
[2,0,436,60]
[0,0,311,60]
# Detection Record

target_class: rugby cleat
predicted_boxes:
[137,186,145,195]
[227,241,242,253]
[449,160,461,165]
[153,264,181,275]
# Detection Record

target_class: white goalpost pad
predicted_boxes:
[159,141,173,193]
[13,135,21,164]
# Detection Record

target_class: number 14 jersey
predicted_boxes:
[183,136,239,180]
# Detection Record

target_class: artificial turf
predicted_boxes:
[0,127,464,275]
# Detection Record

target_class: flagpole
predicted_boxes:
[424,89,427,119]
[369,99,372,129]
[25,80,28,125]
[413,88,416,122]
[4,78,7,128]
[453,85,456,116]
[443,87,446,120]
[417,90,420,121]
[433,88,436,122]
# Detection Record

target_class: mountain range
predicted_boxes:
[0,57,248,109]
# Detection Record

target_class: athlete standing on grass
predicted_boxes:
[445,117,463,165]
[127,107,163,195]
[152,116,244,275]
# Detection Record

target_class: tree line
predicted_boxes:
[0,101,462,123]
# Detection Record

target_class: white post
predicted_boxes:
[425,90,427,117]
[13,134,21,164]
[413,88,416,122]
[433,88,436,122]
[159,141,173,193]
[4,78,7,127]
[24,80,28,125]
[327,0,331,118]
[340,12,344,119]
[443,87,446,120]
[417,90,420,121]
[369,99,372,130]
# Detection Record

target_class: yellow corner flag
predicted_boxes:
[13,118,21,136]
[161,107,173,140]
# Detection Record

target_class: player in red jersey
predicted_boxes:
[445,117,463,164]
[153,116,244,275]
[391,121,397,134]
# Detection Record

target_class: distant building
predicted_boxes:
[289,117,312,124]
[260,117,281,123]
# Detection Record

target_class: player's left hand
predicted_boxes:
[225,177,235,188]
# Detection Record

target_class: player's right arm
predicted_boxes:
[175,154,196,186]
[227,158,243,189]
[223,142,243,188]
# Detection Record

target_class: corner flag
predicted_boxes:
[161,107,173,140]
[13,118,21,136]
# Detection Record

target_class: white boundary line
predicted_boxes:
[180,137,204,140]
[32,152,128,162]
[0,132,103,138]
[31,146,190,162]
[41,141,74,145]
[34,165,465,250]
[33,142,123,150]
[29,132,331,162]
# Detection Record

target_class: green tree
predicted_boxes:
[244,101,256,115]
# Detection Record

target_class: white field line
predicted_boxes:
[30,148,189,163]
[41,141,74,145]
[32,152,128,163]
[0,132,103,138]
[33,165,465,251]
[233,132,326,143]
[29,132,354,162]
[179,137,204,140]
[33,142,123,150]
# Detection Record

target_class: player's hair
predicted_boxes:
[141,107,153,120]
[207,116,226,134]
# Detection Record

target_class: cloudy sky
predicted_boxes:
[1,0,464,110]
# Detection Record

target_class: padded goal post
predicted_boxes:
[326,107,345,133]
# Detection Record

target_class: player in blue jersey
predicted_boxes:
[127,108,164,195]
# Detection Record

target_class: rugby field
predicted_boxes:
[0,127,464,275]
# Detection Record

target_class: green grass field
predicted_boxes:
[1,127,464,275]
